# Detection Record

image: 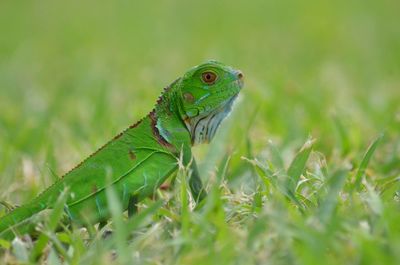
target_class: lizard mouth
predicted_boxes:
[189,86,240,145]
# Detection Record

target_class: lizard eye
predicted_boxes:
[201,71,217,85]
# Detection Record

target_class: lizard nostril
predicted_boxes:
[237,71,243,80]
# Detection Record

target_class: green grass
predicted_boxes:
[0,0,399,264]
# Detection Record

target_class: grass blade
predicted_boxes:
[267,140,285,171]
[106,184,130,264]
[30,188,69,262]
[243,157,305,211]
[318,170,348,224]
[179,162,190,239]
[286,138,315,192]
[332,115,351,155]
[353,134,384,191]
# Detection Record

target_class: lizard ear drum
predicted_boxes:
[201,71,217,85]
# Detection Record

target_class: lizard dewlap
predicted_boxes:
[0,60,243,239]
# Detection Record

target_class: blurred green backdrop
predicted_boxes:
[1,0,398,187]
[0,0,399,263]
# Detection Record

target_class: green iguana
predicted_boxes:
[0,60,243,239]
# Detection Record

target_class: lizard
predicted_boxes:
[0,60,244,239]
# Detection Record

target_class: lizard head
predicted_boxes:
[178,60,244,145]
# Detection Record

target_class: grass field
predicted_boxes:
[0,0,399,264]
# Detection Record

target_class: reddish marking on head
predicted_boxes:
[149,110,173,149]
[92,185,98,193]
[129,150,136,160]
[183,92,195,103]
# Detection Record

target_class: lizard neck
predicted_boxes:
[152,78,192,150]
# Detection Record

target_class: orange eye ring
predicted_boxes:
[201,71,218,84]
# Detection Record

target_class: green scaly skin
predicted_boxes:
[0,60,243,239]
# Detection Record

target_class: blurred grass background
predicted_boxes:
[0,0,399,264]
